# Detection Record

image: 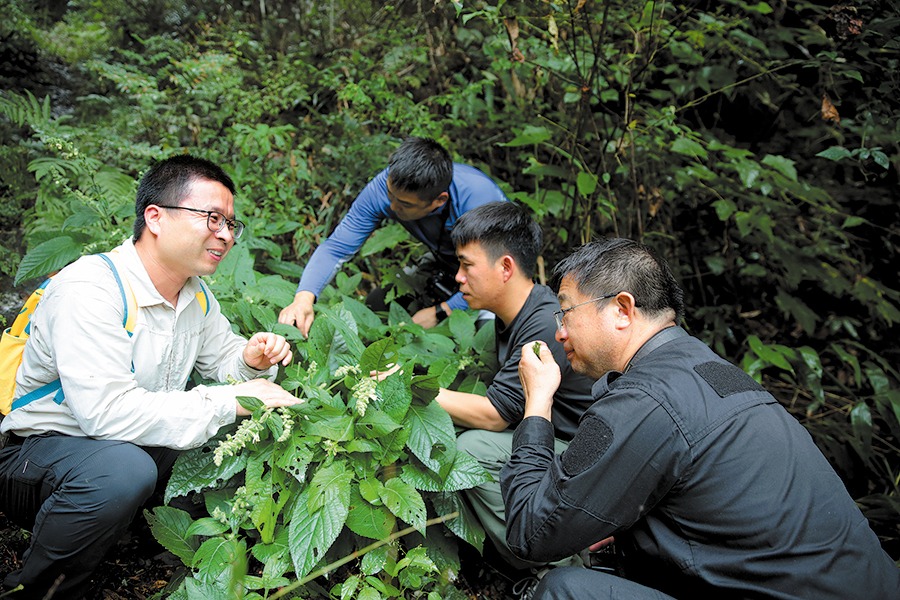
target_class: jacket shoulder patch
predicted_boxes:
[694,361,765,398]
[561,415,613,477]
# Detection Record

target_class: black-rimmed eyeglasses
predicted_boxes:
[159,205,245,239]
[553,292,620,332]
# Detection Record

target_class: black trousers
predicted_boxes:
[534,567,678,600]
[0,434,178,599]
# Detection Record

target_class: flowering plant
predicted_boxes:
[144,294,496,599]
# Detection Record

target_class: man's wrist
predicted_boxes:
[434,303,449,322]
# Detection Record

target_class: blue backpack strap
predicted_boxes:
[12,379,63,411]
[97,254,137,335]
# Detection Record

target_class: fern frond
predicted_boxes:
[0,90,52,129]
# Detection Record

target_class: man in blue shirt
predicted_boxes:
[278,137,507,336]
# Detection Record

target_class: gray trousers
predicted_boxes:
[0,434,178,600]
[457,428,574,571]
[534,567,677,599]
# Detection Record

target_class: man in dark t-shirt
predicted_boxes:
[433,202,594,570]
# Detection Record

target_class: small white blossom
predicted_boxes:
[334,364,361,378]
[352,376,378,417]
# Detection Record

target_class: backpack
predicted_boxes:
[0,254,137,415]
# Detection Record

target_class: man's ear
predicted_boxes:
[499,254,516,282]
[613,292,638,328]
[430,191,449,210]
[144,205,164,236]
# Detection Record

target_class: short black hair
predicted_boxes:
[386,137,453,203]
[451,201,542,277]
[553,238,684,322]
[133,154,235,241]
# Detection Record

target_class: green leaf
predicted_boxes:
[215,243,256,292]
[401,451,491,492]
[747,335,794,372]
[501,125,552,147]
[166,443,248,504]
[762,154,798,181]
[15,236,84,285]
[186,517,230,537]
[815,146,852,162]
[361,222,411,256]
[309,461,353,512]
[671,137,707,160]
[374,365,413,422]
[360,546,390,576]
[448,309,477,354]
[144,506,200,567]
[576,171,598,196]
[841,216,866,229]
[356,408,403,439]
[317,303,367,360]
[378,477,427,533]
[192,536,247,590]
[359,337,399,377]
[289,485,350,578]
[734,160,761,189]
[346,488,397,539]
[830,343,862,385]
[850,402,873,457]
[237,395,265,413]
[405,401,457,475]
[430,492,485,552]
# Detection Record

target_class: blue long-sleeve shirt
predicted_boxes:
[296,163,508,310]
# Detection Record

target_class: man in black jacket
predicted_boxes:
[503,238,900,599]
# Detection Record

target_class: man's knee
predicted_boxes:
[66,443,160,525]
[456,429,513,466]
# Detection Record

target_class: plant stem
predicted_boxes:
[267,511,460,599]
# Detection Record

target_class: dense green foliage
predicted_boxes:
[147,286,495,598]
[2,0,898,590]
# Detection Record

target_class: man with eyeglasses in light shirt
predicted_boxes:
[0,155,301,600]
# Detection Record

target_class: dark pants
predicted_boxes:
[0,434,179,599]
[534,567,678,600]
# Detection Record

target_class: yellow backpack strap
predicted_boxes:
[10,277,52,338]
[195,280,210,316]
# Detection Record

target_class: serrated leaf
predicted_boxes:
[361,222,411,256]
[378,478,427,533]
[15,236,84,285]
[186,517,230,537]
[405,402,457,475]
[356,408,402,439]
[401,451,491,492]
[144,506,200,567]
[289,486,349,578]
[166,444,248,504]
[430,492,485,552]
[309,461,353,512]
[192,536,247,590]
[360,546,390,576]
[346,488,396,539]
[359,337,399,376]
[374,365,413,422]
